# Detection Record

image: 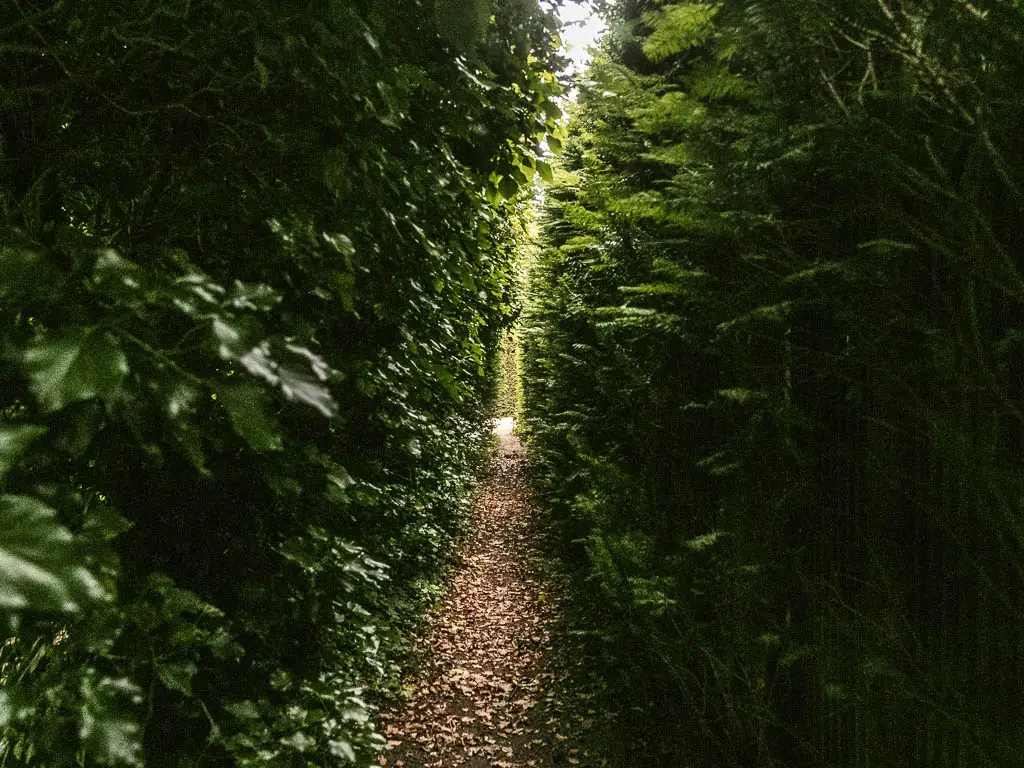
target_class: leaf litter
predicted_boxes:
[377,418,588,767]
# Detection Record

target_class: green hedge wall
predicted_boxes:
[0,1,562,765]
[523,1,1024,765]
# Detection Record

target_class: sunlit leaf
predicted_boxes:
[228,281,281,312]
[0,495,106,612]
[219,384,283,452]
[22,329,128,412]
[156,661,198,696]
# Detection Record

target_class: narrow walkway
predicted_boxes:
[378,418,570,767]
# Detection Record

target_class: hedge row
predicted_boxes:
[523,1,1024,765]
[0,1,562,765]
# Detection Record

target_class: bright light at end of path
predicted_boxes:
[493,417,515,437]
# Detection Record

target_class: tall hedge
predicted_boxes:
[523,1,1024,765]
[0,1,562,765]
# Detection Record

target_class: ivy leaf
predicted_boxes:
[156,660,198,696]
[219,384,283,453]
[498,175,519,200]
[0,495,106,612]
[0,425,46,481]
[278,344,337,418]
[22,330,128,412]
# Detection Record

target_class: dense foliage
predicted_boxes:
[0,1,562,765]
[523,0,1024,765]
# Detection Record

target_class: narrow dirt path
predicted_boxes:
[377,418,574,768]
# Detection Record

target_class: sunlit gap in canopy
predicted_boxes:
[544,0,605,93]
[533,1,605,207]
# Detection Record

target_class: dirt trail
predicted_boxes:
[378,417,571,768]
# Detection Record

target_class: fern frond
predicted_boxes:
[686,64,756,100]
[642,2,721,62]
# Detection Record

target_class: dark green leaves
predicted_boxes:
[0,245,63,300]
[219,384,283,453]
[228,281,282,312]
[434,0,492,52]
[0,495,105,612]
[499,175,520,199]
[78,674,143,766]
[22,330,128,412]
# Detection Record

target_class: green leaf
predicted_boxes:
[326,468,355,503]
[156,661,198,696]
[0,494,106,612]
[79,682,143,768]
[82,717,142,765]
[280,731,314,752]
[228,281,281,312]
[278,344,337,418]
[536,160,554,183]
[22,329,128,412]
[0,244,63,300]
[328,739,356,761]
[434,0,492,52]
[224,700,261,720]
[683,530,726,551]
[219,384,283,453]
[92,249,145,301]
[717,388,767,404]
[541,100,561,120]
[0,425,46,481]
[279,537,320,570]
[498,175,519,200]
[53,401,105,457]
